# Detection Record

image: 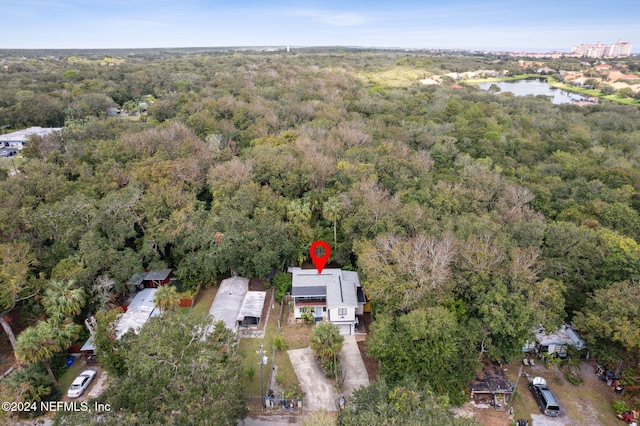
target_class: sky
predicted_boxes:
[2,0,639,52]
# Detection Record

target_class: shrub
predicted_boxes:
[246,366,255,380]
[300,307,315,325]
[273,336,288,351]
[565,371,583,386]
[273,272,292,303]
[613,399,632,415]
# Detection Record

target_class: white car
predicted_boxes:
[67,370,97,398]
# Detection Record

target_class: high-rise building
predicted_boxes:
[570,40,632,58]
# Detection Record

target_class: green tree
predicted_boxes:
[287,198,312,238]
[92,308,128,376]
[41,279,86,320]
[56,313,247,425]
[310,321,344,366]
[0,242,39,365]
[15,321,63,388]
[153,284,180,313]
[367,308,479,404]
[573,280,640,367]
[0,364,54,421]
[322,196,342,245]
[337,378,480,426]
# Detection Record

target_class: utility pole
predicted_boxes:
[257,344,268,407]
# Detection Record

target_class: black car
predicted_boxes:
[529,377,560,417]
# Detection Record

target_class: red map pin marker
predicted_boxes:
[310,241,331,274]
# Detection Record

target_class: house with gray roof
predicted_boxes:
[0,126,62,150]
[288,267,366,335]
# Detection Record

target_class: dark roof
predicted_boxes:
[144,269,172,281]
[127,272,146,287]
[469,361,512,394]
[292,286,326,297]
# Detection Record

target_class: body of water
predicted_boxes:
[476,78,591,104]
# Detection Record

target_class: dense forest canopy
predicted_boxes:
[2,48,640,407]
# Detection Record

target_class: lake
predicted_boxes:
[476,78,591,104]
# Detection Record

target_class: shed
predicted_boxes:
[80,337,96,358]
[469,361,514,410]
[143,269,172,287]
[238,291,266,327]
[127,272,146,291]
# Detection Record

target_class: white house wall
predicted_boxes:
[328,306,355,323]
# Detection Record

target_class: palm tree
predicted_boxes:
[286,199,312,237]
[322,197,342,245]
[41,279,86,320]
[16,321,62,388]
[310,322,344,361]
[154,285,180,313]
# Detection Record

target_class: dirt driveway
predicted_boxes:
[288,348,338,411]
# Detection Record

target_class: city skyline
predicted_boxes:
[3,0,639,52]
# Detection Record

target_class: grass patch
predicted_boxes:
[463,74,539,84]
[56,360,85,397]
[359,66,429,87]
[189,285,218,319]
[238,303,279,398]
[507,362,620,426]
[0,156,25,173]
[602,94,640,105]
[238,301,309,400]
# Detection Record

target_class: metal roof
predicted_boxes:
[0,127,62,142]
[535,324,586,350]
[144,269,172,281]
[238,291,266,321]
[208,276,248,332]
[289,267,359,310]
[115,288,158,339]
[127,272,146,287]
[80,337,95,352]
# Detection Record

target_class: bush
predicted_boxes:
[300,307,315,325]
[246,366,255,380]
[565,371,583,386]
[273,272,292,303]
[273,336,288,351]
[613,399,632,415]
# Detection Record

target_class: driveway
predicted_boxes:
[288,348,338,411]
[530,414,570,425]
[339,335,369,399]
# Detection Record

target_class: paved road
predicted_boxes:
[288,348,339,411]
[339,335,369,400]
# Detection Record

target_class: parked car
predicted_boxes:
[529,377,560,417]
[67,370,97,398]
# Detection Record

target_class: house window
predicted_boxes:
[323,307,327,312]
[338,308,347,316]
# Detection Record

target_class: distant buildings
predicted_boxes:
[570,40,632,58]
[0,126,62,150]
